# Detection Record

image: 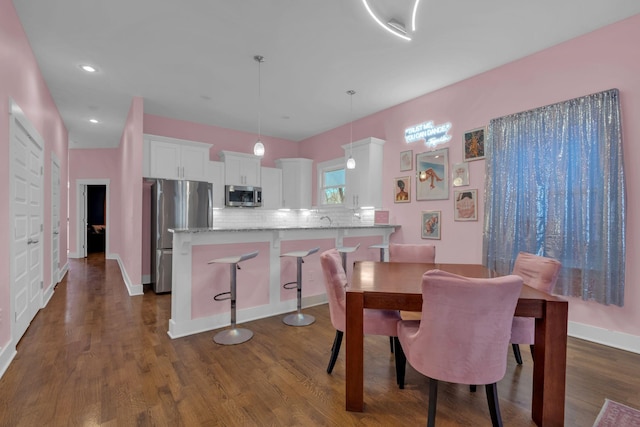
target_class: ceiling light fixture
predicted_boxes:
[253,55,265,157]
[89,118,99,124]
[361,0,421,41]
[80,64,97,73]
[346,90,356,170]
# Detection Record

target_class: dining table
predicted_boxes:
[345,261,568,427]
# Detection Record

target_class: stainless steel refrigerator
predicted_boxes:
[150,179,212,293]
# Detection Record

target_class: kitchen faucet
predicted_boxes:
[320,215,332,226]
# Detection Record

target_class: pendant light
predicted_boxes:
[253,55,265,157]
[346,90,356,169]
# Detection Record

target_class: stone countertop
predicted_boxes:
[169,224,400,233]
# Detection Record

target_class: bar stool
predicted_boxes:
[208,250,259,345]
[369,243,389,262]
[336,243,361,272]
[281,247,320,326]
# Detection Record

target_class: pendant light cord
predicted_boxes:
[257,57,262,140]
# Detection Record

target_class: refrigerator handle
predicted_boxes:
[208,185,213,228]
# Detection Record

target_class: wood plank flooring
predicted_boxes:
[1,253,639,426]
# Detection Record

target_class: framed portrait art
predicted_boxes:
[416,148,449,201]
[400,150,413,171]
[394,176,411,203]
[454,189,478,221]
[463,127,486,161]
[452,162,469,187]
[421,210,441,239]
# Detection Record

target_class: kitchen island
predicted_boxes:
[168,224,398,338]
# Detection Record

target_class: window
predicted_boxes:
[317,158,345,206]
[484,89,625,306]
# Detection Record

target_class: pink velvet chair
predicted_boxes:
[389,243,436,263]
[396,270,523,426]
[510,252,562,364]
[320,249,404,384]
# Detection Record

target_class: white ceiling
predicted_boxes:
[12,0,640,149]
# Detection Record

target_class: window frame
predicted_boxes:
[316,157,346,208]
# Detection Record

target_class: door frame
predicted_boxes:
[8,99,45,347]
[51,153,61,285]
[75,179,110,258]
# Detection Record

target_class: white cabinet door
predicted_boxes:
[181,145,209,181]
[343,137,385,209]
[276,158,313,209]
[149,140,182,179]
[146,135,211,181]
[260,167,282,209]
[207,161,226,209]
[219,151,261,186]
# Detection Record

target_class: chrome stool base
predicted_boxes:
[283,312,316,326]
[213,327,254,345]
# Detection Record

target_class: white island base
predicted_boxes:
[168,225,398,338]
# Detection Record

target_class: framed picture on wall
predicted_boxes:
[416,148,449,201]
[464,127,486,161]
[454,189,478,221]
[400,150,413,171]
[452,162,469,187]
[394,176,411,203]
[421,210,441,239]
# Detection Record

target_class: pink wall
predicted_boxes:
[68,149,121,255]
[116,97,145,287]
[0,0,69,346]
[143,114,300,167]
[300,14,640,338]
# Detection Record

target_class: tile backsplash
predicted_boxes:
[211,207,375,228]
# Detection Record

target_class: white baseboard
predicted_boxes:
[568,321,640,354]
[112,254,144,296]
[67,252,81,259]
[42,283,54,307]
[59,262,69,281]
[0,343,17,380]
[168,294,328,339]
[142,274,151,285]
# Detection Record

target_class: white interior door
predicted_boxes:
[52,155,60,283]
[10,105,44,341]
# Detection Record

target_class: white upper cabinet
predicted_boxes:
[144,135,211,181]
[342,137,385,209]
[219,151,261,187]
[275,158,313,210]
[260,167,283,210]
[207,160,226,209]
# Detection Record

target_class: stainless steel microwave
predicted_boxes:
[225,185,262,207]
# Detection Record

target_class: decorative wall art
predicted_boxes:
[452,162,469,187]
[463,127,486,161]
[454,189,478,221]
[416,148,449,200]
[394,176,411,203]
[421,210,441,239]
[400,150,413,171]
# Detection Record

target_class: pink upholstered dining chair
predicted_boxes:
[389,243,436,263]
[396,269,523,427]
[320,249,404,385]
[510,252,562,364]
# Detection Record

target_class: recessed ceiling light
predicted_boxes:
[80,64,97,73]
[89,118,99,124]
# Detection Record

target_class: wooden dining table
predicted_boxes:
[346,261,568,427]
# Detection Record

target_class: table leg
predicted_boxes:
[532,300,568,426]
[346,291,365,411]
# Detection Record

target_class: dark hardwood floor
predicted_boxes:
[1,253,638,426]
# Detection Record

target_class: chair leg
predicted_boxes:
[529,344,535,362]
[326,330,343,374]
[427,378,438,427]
[393,337,406,389]
[389,336,394,353]
[512,343,523,365]
[485,383,504,427]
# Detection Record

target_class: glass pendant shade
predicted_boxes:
[253,140,265,157]
[346,156,356,169]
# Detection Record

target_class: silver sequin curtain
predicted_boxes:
[483,89,625,306]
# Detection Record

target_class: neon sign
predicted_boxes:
[405,121,452,147]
